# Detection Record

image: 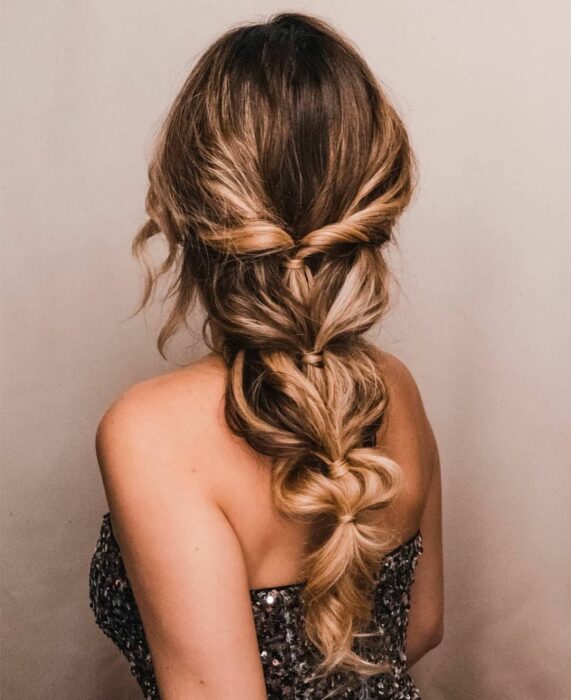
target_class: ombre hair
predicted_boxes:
[131,11,417,693]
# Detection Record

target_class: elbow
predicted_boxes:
[427,620,444,649]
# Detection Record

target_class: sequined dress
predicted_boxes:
[89,511,423,699]
[89,404,422,700]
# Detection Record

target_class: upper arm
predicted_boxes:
[95,385,268,700]
[377,351,445,645]
[408,437,444,645]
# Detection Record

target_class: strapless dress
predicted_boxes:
[89,513,423,698]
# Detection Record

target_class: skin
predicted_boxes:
[95,349,444,699]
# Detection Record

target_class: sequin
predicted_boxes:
[89,513,423,698]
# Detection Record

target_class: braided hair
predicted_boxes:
[131,11,417,690]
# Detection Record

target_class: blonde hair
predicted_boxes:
[131,11,417,692]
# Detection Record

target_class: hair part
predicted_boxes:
[131,11,418,693]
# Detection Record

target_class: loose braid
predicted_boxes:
[131,11,418,692]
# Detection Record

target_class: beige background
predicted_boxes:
[2,1,570,698]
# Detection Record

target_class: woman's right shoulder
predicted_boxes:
[373,348,440,479]
[374,349,423,400]
[373,348,427,418]
[375,351,445,648]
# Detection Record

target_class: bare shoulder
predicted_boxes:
[98,351,226,420]
[373,348,440,482]
[375,349,426,407]
[95,352,228,491]
[374,351,445,648]
[93,352,268,696]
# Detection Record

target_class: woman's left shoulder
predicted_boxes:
[94,352,227,491]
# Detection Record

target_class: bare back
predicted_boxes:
[123,348,436,591]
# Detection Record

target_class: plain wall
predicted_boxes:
[2,1,570,698]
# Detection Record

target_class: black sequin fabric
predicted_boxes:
[89,513,423,699]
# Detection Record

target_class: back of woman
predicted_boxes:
[89,12,444,699]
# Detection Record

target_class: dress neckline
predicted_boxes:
[247,420,419,594]
[248,528,422,594]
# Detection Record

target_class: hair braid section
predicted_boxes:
[223,243,406,684]
[129,10,418,692]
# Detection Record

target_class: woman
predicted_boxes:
[89,11,444,700]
